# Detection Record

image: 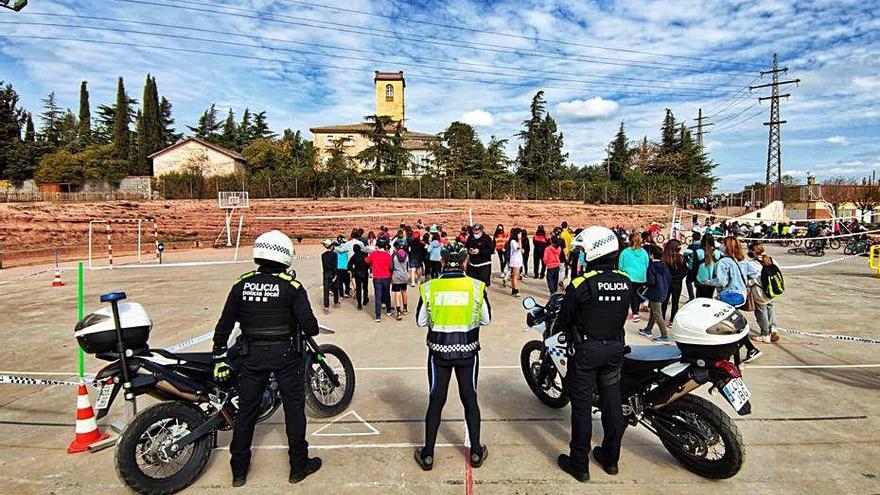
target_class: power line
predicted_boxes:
[108,0,758,77]
[269,0,763,70]
[13,14,747,92]
[0,23,737,97]
[714,110,763,132]
[0,34,727,98]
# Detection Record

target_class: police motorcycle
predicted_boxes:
[74,290,355,495]
[520,295,751,479]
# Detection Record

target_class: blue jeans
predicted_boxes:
[546,267,560,296]
[373,278,392,319]
[754,302,777,336]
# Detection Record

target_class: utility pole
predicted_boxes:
[750,53,800,201]
[688,108,714,148]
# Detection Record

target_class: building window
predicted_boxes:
[385,84,394,102]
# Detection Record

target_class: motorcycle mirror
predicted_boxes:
[522,296,537,310]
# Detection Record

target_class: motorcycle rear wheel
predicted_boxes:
[656,395,744,479]
[115,401,213,495]
[305,344,356,418]
[520,340,569,409]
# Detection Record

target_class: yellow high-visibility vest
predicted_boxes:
[420,276,486,333]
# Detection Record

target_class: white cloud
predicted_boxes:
[556,97,619,121]
[852,76,880,91]
[460,109,494,127]
[824,136,849,145]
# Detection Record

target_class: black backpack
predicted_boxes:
[760,262,785,299]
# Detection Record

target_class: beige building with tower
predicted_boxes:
[310,71,438,175]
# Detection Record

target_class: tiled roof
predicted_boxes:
[147,137,246,161]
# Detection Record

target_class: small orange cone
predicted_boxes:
[67,383,110,453]
[51,268,64,287]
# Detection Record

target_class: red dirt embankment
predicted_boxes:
[0,199,672,264]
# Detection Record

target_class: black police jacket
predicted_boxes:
[556,269,631,341]
[213,269,319,352]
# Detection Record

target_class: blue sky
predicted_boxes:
[2,0,878,191]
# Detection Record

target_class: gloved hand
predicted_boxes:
[213,347,231,383]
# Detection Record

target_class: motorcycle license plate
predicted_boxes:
[721,378,751,412]
[94,384,114,410]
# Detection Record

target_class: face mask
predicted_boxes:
[473,232,482,238]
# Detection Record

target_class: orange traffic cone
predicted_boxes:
[67,383,110,453]
[51,268,64,287]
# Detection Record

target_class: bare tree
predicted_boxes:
[854,175,880,222]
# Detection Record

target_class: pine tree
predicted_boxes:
[77,81,91,148]
[188,104,221,142]
[237,108,252,148]
[659,109,677,156]
[40,92,64,147]
[59,109,78,150]
[603,121,630,181]
[159,97,181,146]
[539,113,567,180]
[516,91,546,181]
[0,81,23,177]
[435,121,485,179]
[112,77,131,159]
[483,136,510,177]
[220,108,237,149]
[250,111,274,140]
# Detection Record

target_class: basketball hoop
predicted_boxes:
[217,191,250,247]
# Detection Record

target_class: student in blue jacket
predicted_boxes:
[638,245,672,343]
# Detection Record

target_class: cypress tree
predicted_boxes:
[135,75,162,173]
[77,81,91,148]
[112,77,131,159]
[237,108,252,148]
[604,121,630,181]
[24,112,35,143]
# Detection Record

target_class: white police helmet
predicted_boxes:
[572,226,619,262]
[253,230,294,267]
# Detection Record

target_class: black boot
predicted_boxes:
[592,447,619,475]
[289,457,322,484]
[557,454,589,482]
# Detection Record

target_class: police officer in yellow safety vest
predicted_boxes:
[212,230,322,487]
[414,240,491,471]
[556,226,632,482]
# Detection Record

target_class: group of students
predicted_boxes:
[617,227,786,359]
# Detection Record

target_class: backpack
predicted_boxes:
[760,262,785,299]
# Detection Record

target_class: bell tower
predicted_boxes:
[374,71,405,124]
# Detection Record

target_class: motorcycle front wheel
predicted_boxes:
[520,340,569,409]
[305,344,356,418]
[654,395,744,479]
[115,401,213,495]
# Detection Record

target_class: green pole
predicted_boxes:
[77,261,85,379]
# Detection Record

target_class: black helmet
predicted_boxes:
[376,236,390,249]
[441,240,467,269]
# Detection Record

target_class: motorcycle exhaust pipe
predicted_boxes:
[154,380,201,402]
[647,378,701,410]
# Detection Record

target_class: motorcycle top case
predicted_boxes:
[670,298,749,361]
[74,302,151,354]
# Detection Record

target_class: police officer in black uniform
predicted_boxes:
[555,226,631,482]
[212,230,322,487]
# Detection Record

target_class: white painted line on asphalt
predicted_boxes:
[216,442,463,450]
[311,410,380,437]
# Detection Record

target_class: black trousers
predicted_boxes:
[533,246,546,277]
[336,268,350,295]
[466,264,492,287]
[496,249,506,272]
[423,354,481,458]
[231,342,308,477]
[663,281,683,322]
[629,282,645,314]
[685,273,696,300]
[695,284,715,298]
[322,273,338,308]
[353,274,369,307]
[522,251,530,275]
[567,339,626,474]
